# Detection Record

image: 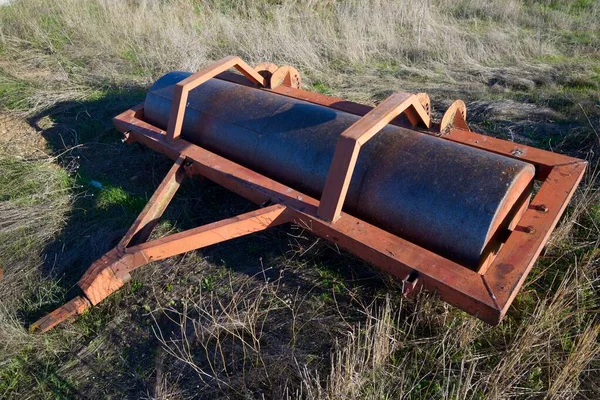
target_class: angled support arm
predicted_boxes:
[167,56,267,141]
[118,155,187,249]
[30,154,290,333]
[317,91,431,222]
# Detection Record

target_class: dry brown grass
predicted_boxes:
[0,0,598,398]
[147,240,599,399]
[1,0,598,95]
[0,119,72,366]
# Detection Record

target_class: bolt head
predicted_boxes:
[536,204,549,213]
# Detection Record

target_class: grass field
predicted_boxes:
[0,0,599,398]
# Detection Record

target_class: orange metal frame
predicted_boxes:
[31,57,586,333]
[318,91,431,222]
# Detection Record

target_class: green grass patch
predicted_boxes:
[536,0,599,14]
[0,157,72,205]
[559,30,599,46]
[310,80,333,95]
[0,72,36,112]
[0,341,80,399]
[94,185,146,213]
[39,15,71,50]
[590,200,600,225]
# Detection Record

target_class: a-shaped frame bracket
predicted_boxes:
[167,56,267,142]
[30,156,291,333]
[318,91,431,222]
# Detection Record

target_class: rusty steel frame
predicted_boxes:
[31,57,586,333]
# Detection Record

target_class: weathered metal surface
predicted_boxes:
[29,296,91,333]
[143,72,534,269]
[214,70,584,172]
[440,100,469,133]
[317,90,431,223]
[109,106,585,324]
[484,162,586,320]
[166,56,267,142]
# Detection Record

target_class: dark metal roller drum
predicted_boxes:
[143,72,535,269]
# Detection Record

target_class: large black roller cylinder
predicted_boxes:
[143,72,535,269]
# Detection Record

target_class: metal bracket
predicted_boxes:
[401,272,420,297]
[317,91,431,223]
[270,65,302,89]
[440,100,469,133]
[167,56,267,142]
[254,62,279,82]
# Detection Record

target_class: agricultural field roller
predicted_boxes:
[30,56,587,333]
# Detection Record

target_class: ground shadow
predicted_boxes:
[21,84,394,397]
[25,85,386,299]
